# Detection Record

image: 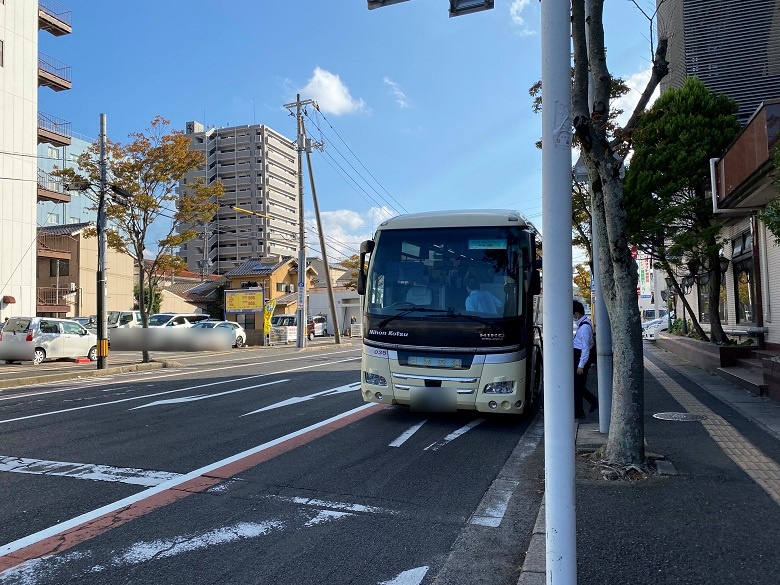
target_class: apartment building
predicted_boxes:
[178,121,300,276]
[658,0,780,124]
[37,132,96,227]
[37,222,134,317]
[0,0,72,321]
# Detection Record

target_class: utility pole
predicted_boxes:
[96,113,109,370]
[284,94,317,349]
[300,113,341,344]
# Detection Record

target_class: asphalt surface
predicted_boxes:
[520,341,780,585]
[0,342,545,585]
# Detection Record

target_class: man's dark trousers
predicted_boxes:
[573,348,597,418]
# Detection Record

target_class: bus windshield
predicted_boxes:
[366,226,528,319]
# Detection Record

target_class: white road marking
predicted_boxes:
[389,419,428,447]
[0,403,377,557]
[272,495,397,516]
[304,510,352,526]
[240,382,361,415]
[130,379,288,409]
[0,455,182,487]
[469,416,544,527]
[379,566,429,585]
[424,418,485,451]
[0,357,359,425]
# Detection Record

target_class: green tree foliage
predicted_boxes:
[573,263,592,306]
[624,77,741,344]
[134,284,162,315]
[338,254,360,291]
[53,117,224,360]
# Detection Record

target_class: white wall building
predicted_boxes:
[178,121,300,275]
[1,0,72,320]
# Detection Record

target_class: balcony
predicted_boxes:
[38,0,72,36]
[37,232,73,260]
[36,286,72,314]
[37,111,72,147]
[38,53,72,91]
[37,168,71,204]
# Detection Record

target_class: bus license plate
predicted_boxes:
[409,387,457,412]
[408,356,462,368]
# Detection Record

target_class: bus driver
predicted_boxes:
[465,278,503,315]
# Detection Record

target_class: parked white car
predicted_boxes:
[191,320,247,348]
[147,313,210,328]
[108,310,142,328]
[642,315,670,340]
[0,316,98,365]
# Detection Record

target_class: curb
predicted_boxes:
[0,360,183,391]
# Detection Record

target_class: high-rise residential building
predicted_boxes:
[1,0,73,320]
[658,0,780,124]
[178,121,300,275]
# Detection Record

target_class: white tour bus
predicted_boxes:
[357,210,542,415]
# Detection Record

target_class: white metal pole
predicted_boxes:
[295,95,307,349]
[542,0,577,583]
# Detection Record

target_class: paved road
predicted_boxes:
[0,345,544,584]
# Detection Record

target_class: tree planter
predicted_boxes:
[656,333,754,373]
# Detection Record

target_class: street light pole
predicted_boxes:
[542,0,577,582]
[96,113,109,370]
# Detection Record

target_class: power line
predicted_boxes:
[304,110,404,216]
[310,108,409,214]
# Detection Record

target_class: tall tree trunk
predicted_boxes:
[590,161,645,467]
[706,248,728,344]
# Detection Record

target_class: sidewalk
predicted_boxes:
[519,342,780,584]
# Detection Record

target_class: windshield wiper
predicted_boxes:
[376,307,450,328]
[435,310,501,330]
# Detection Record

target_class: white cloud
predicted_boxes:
[305,207,395,259]
[612,65,661,128]
[299,68,367,116]
[510,0,536,36]
[383,77,410,108]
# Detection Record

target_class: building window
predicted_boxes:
[236,313,256,330]
[47,213,60,225]
[697,281,727,323]
[733,258,755,324]
[50,259,69,277]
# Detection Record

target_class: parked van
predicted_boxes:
[108,310,142,328]
[307,315,329,340]
[147,313,210,328]
[0,317,97,365]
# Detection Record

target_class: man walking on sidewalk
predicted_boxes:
[573,300,598,419]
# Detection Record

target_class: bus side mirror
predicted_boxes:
[357,240,374,295]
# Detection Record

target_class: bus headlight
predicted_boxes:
[483,381,515,394]
[364,372,387,386]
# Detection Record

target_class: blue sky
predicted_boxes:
[39,0,660,260]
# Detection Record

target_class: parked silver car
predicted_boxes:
[0,317,98,365]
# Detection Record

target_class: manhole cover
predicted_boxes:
[653,412,707,422]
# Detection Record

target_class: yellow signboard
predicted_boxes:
[225,290,264,313]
